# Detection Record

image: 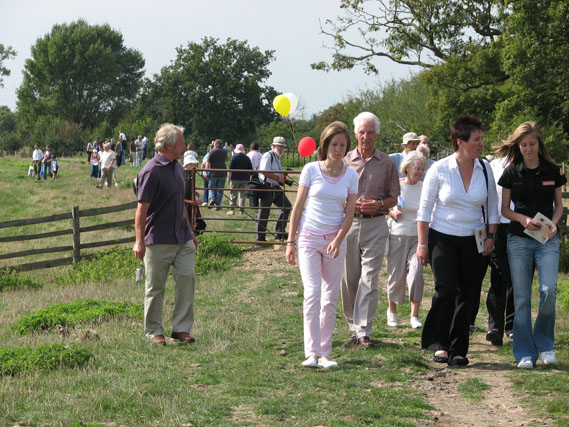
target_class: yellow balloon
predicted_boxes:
[273,94,291,117]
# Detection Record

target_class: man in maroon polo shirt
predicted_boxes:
[133,123,199,346]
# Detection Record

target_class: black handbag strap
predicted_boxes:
[479,157,489,225]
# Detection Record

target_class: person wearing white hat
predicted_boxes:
[256,136,291,241]
[227,144,253,215]
[390,132,421,178]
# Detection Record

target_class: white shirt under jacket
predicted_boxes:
[416,154,499,237]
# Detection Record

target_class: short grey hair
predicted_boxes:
[400,150,428,176]
[154,123,184,152]
[353,112,380,134]
[417,144,430,157]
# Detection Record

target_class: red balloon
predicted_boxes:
[298,137,316,158]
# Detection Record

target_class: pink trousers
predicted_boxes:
[298,231,347,358]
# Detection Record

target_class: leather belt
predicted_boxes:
[354,213,384,219]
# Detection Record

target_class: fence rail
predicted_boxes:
[0,202,137,272]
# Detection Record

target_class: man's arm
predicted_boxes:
[133,202,150,259]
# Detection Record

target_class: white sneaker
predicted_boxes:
[318,358,338,369]
[410,317,423,329]
[115,182,118,187]
[227,210,234,215]
[517,357,534,369]
[540,351,556,365]
[301,357,320,368]
[387,309,398,327]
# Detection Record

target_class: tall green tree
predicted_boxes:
[140,37,277,147]
[0,43,16,88]
[17,19,145,134]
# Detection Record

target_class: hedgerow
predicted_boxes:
[0,344,92,376]
[11,299,143,335]
[0,269,43,292]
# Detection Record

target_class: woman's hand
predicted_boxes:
[327,237,342,259]
[389,209,402,220]
[547,226,558,240]
[523,216,542,231]
[285,244,296,265]
[482,238,494,256]
[416,246,429,266]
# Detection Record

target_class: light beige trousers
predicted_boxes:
[144,241,196,338]
[341,216,388,338]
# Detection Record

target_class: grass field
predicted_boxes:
[1,155,569,426]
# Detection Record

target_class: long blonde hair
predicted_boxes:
[496,121,555,165]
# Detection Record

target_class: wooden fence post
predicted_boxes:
[72,205,81,264]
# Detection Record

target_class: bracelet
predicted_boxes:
[417,244,428,249]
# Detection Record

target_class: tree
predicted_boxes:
[17,19,145,134]
[141,37,277,147]
[312,0,507,73]
[0,43,16,88]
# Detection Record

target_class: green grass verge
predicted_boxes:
[11,299,143,335]
[0,344,92,376]
[457,378,490,402]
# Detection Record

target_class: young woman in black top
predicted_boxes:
[497,121,566,369]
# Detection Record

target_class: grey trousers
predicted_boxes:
[341,216,388,338]
[144,241,196,338]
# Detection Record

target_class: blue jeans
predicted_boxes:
[42,162,52,179]
[208,177,225,206]
[507,234,559,363]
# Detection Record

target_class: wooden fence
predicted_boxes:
[0,201,137,272]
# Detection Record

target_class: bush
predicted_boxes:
[55,247,139,286]
[11,299,143,335]
[196,233,242,274]
[0,344,92,376]
[0,269,43,292]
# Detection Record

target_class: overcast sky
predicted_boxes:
[0,0,417,117]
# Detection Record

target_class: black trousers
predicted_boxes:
[486,223,515,335]
[421,229,489,358]
[256,186,291,240]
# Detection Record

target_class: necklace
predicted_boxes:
[322,161,344,177]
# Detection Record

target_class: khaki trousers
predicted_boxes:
[341,216,388,338]
[144,241,196,338]
[386,234,424,304]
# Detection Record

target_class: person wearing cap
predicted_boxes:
[390,132,421,178]
[227,144,253,215]
[342,112,400,348]
[256,136,291,241]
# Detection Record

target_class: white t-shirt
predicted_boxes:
[390,181,423,236]
[298,161,358,234]
[248,150,262,170]
[99,150,116,169]
[32,149,44,161]
[417,154,499,236]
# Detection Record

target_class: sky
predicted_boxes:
[0,0,417,117]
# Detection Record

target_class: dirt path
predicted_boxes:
[240,244,546,426]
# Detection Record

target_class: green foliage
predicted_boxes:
[559,235,569,274]
[0,344,92,376]
[55,247,139,286]
[558,281,569,311]
[196,233,242,274]
[11,299,143,335]
[141,37,277,148]
[0,43,16,87]
[0,131,22,153]
[17,19,145,142]
[0,269,43,292]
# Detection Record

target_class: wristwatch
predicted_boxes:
[380,200,385,210]
[486,232,496,240]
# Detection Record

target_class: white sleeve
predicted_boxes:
[299,163,313,187]
[416,164,439,223]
